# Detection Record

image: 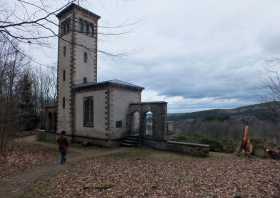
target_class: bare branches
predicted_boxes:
[0,1,71,29]
[0,0,139,64]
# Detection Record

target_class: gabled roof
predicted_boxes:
[56,3,101,19]
[74,79,144,92]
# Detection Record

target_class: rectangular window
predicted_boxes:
[86,22,90,35]
[63,97,65,109]
[63,46,66,57]
[116,121,122,128]
[83,96,94,127]
[90,23,95,37]
[66,22,70,33]
[84,52,88,63]
[63,70,66,81]
[83,77,87,83]
[79,18,84,33]
[61,17,71,36]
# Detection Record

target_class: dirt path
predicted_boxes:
[0,136,128,198]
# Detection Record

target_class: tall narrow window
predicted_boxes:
[90,23,95,37]
[83,96,94,127]
[65,21,70,33]
[61,17,71,36]
[83,77,87,83]
[63,46,66,57]
[86,22,90,35]
[63,70,66,81]
[79,18,84,33]
[63,97,65,109]
[84,52,88,63]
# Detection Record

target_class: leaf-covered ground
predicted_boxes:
[0,142,57,179]
[26,149,280,198]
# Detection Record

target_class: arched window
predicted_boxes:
[145,111,153,136]
[131,111,140,135]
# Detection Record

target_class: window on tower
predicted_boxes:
[79,18,84,33]
[63,70,66,81]
[84,52,88,63]
[63,46,66,57]
[79,18,95,37]
[61,17,71,36]
[63,97,66,109]
[86,22,90,35]
[90,24,95,37]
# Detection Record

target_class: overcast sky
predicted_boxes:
[17,0,280,112]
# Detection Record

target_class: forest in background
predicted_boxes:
[168,102,280,153]
[0,36,56,153]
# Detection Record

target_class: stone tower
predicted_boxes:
[56,4,100,135]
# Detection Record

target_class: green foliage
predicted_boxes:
[203,115,230,122]
[221,139,238,153]
[199,138,224,152]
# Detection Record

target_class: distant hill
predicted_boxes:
[168,101,280,123]
[168,102,280,145]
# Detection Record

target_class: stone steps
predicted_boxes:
[121,135,140,147]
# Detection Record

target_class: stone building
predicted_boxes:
[41,3,210,156]
[53,3,168,146]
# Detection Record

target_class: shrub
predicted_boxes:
[221,139,238,153]
[199,138,223,152]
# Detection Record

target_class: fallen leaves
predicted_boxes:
[0,143,56,179]
[31,150,280,198]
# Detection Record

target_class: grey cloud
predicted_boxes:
[21,0,280,112]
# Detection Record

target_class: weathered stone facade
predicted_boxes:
[56,4,100,136]
[73,81,143,142]
[42,3,210,156]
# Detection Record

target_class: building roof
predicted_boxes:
[74,79,144,92]
[56,3,101,19]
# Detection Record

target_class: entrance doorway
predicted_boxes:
[131,111,140,135]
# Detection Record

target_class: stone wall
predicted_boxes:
[142,139,209,157]
[111,88,141,139]
[74,89,107,138]
[166,141,210,157]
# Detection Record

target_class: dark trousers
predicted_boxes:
[60,150,66,164]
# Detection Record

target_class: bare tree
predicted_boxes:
[0,35,27,155]
[0,0,132,58]
[262,58,280,120]
[31,67,57,112]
